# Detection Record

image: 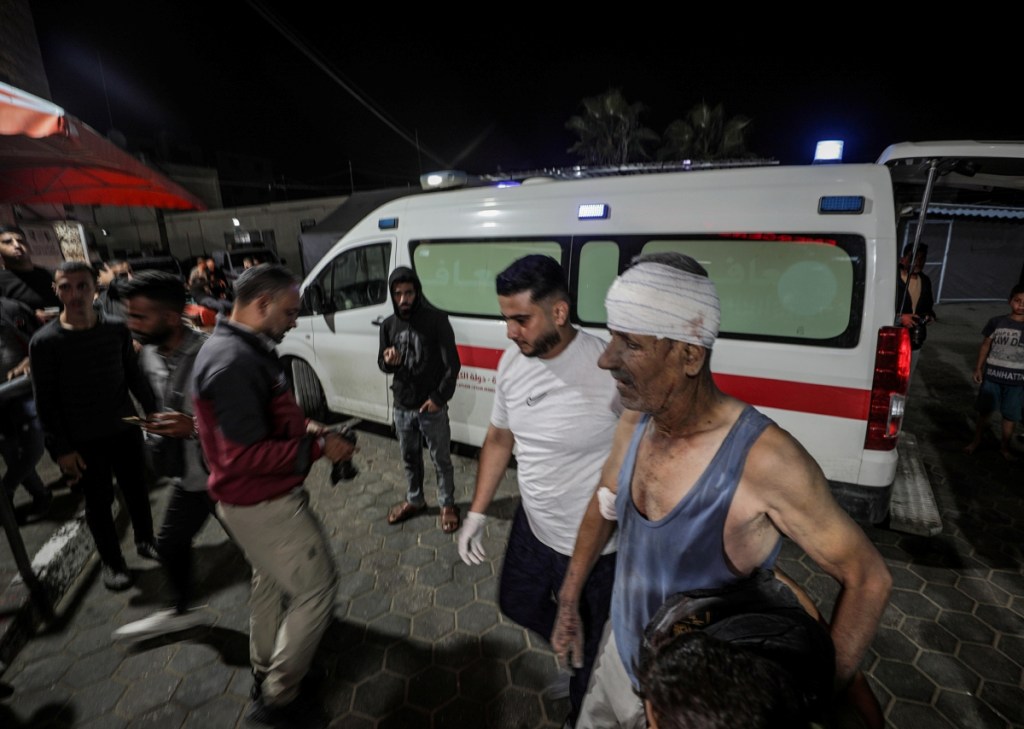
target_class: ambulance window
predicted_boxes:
[327,242,391,312]
[413,240,563,316]
[577,241,619,323]
[641,237,857,342]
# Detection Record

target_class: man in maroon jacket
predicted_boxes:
[192,264,354,729]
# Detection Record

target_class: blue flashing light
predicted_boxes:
[814,140,844,163]
[819,196,865,214]
[378,217,399,230]
[578,203,609,220]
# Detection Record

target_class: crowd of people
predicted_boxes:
[22,218,1024,727]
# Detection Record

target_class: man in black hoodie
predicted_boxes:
[378,267,462,532]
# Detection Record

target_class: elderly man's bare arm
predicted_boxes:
[551,409,642,668]
[745,425,892,688]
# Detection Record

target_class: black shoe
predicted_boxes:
[136,540,161,561]
[102,564,133,591]
[245,695,327,729]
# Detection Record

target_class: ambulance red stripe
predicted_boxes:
[456,344,870,421]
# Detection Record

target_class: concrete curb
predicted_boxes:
[889,431,942,536]
[0,504,106,673]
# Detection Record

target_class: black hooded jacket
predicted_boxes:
[377,267,461,409]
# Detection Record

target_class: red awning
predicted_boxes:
[0,111,207,211]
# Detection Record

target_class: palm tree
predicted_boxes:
[658,101,752,161]
[565,89,660,166]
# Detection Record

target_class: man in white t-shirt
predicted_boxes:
[458,254,622,726]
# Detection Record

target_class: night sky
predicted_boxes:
[29,3,1024,194]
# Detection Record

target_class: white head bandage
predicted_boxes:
[605,262,720,348]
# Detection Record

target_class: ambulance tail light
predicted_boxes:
[865,326,911,450]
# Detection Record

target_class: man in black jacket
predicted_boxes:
[29,261,158,591]
[378,267,462,533]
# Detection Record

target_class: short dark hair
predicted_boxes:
[901,243,927,259]
[233,263,297,306]
[495,254,568,303]
[56,260,98,281]
[636,630,808,729]
[627,251,708,278]
[121,270,187,313]
[0,224,27,238]
[1010,284,1024,300]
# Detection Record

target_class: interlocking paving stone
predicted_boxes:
[2,304,1022,729]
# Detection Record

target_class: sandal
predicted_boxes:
[440,505,461,534]
[387,501,426,525]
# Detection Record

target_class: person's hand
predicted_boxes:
[457,511,487,564]
[551,600,585,671]
[143,411,194,439]
[973,368,984,385]
[57,451,87,486]
[35,308,58,324]
[322,431,356,463]
[383,347,401,366]
[899,313,917,328]
[6,357,29,380]
[419,398,441,414]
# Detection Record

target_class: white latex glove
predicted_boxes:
[597,486,618,521]
[458,511,488,565]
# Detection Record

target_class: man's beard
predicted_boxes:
[131,326,172,346]
[522,328,562,358]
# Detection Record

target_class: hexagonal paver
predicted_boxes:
[977,682,1024,728]
[416,561,453,588]
[937,611,995,644]
[433,631,482,670]
[487,686,544,729]
[174,662,233,708]
[435,582,475,610]
[957,643,1022,683]
[399,546,436,568]
[385,640,433,677]
[889,589,941,620]
[391,585,435,616]
[935,690,1012,729]
[61,648,123,688]
[509,649,557,692]
[411,606,455,641]
[368,612,411,643]
[334,644,386,683]
[957,576,1011,606]
[179,696,245,729]
[408,665,458,710]
[872,626,919,662]
[922,583,977,613]
[349,590,392,622]
[481,623,529,662]
[886,700,958,729]
[901,617,959,654]
[870,658,935,702]
[457,602,500,633]
[914,651,981,693]
[459,657,508,701]
[352,672,406,717]
[434,696,487,729]
[116,670,182,718]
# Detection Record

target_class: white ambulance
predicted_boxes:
[278,158,925,524]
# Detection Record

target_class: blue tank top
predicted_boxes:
[611,405,782,686]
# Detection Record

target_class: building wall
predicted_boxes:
[89,195,349,274]
[0,0,52,99]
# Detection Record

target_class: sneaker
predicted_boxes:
[112,607,207,642]
[246,694,327,729]
[102,564,133,591]
[135,540,161,561]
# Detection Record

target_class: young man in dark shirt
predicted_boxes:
[0,225,60,322]
[29,261,159,590]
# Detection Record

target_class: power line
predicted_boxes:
[245,0,446,168]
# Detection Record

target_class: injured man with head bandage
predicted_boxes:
[551,252,892,729]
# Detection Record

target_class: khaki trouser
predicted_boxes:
[576,625,646,729]
[218,489,338,706]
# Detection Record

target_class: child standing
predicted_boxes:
[964,285,1024,460]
